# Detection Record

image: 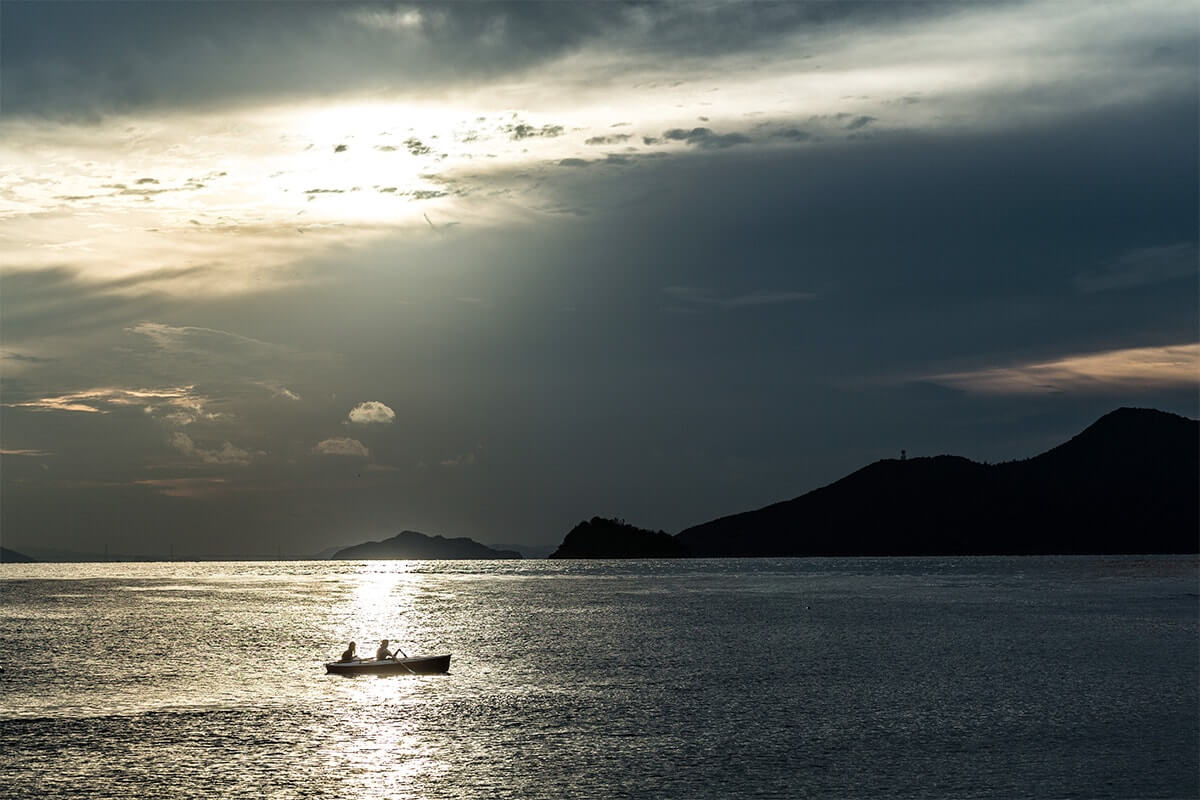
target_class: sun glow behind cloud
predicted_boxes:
[3,0,1190,298]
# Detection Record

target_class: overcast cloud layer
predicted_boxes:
[1,0,1196,557]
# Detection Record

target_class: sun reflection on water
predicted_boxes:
[334,561,422,654]
[322,562,453,798]
[318,672,450,799]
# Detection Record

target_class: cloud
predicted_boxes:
[346,7,426,32]
[508,123,565,140]
[1076,242,1199,292]
[170,432,253,465]
[440,452,476,467]
[585,134,633,145]
[347,401,395,424]
[440,443,482,467]
[660,127,752,149]
[0,448,53,456]
[405,137,433,155]
[257,382,302,401]
[4,385,204,415]
[0,2,957,118]
[314,437,370,457]
[134,477,229,498]
[773,127,813,142]
[927,343,1200,394]
[127,322,282,357]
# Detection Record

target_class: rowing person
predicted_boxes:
[376,639,394,660]
[339,641,359,662]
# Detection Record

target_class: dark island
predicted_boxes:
[331,530,521,560]
[0,547,37,563]
[548,517,689,558]
[551,407,1199,558]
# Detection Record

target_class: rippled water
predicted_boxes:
[1,557,1196,799]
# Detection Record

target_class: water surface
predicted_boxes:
[2,557,1196,798]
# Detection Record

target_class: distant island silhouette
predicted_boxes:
[549,517,689,558]
[0,547,36,563]
[330,530,522,560]
[551,408,1199,558]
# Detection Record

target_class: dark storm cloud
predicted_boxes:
[773,127,814,142]
[661,127,752,148]
[508,123,565,141]
[585,134,633,145]
[0,1,974,117]
[405,138,433,156]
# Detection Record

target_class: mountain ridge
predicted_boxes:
[548,408,1198,558]
[674,407,1197,557]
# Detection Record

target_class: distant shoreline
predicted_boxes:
[5,553,1199,566]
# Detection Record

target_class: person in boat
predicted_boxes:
[376,639,394,660]
[339,641,358,662]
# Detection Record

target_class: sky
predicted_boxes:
[1,0,1197,558]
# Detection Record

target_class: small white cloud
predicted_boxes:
[440,443,483,468]
[314,437,370,457]
[257,381,302,401]
[346,6,424,31]
[171,432,253,465]
[348,401,395,424]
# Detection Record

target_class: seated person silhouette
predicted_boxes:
[376,639,394,660]
[339,641,358,662]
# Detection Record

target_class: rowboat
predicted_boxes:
[324,654,451,675]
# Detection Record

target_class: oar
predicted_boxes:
[387,641,414,673]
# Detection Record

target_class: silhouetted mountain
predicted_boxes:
[549,517,690,558]
[331,530,522,560]
[676,408,1198,557]
[0,547,37,563]
[488,542,557,559]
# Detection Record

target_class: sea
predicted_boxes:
[1,556,1196,799]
